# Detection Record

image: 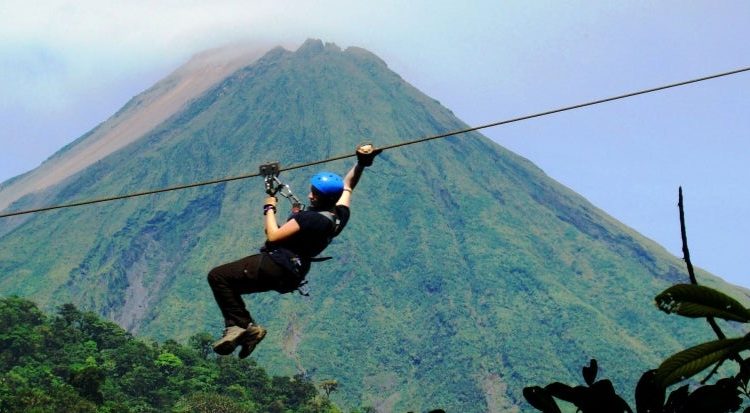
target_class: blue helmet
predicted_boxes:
[310,171,344,200]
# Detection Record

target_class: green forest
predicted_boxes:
[0,296,354,413]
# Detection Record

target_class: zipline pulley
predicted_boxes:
[259,162,304,213]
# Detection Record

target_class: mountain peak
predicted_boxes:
[296,38,341,56]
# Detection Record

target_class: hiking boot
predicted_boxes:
[212,325,251,356]
[238,324,267,359]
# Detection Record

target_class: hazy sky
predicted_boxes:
[1,1,749,288]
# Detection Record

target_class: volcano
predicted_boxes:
[0,39,745,412]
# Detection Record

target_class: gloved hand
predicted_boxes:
[356,143,382,167]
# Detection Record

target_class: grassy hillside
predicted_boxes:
[0,39,747,412]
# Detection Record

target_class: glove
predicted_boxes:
[356,143,382,167]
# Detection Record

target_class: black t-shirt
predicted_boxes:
[265,205,350,259]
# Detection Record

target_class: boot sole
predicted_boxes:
[238,328,267,359]
[213,330,251,356]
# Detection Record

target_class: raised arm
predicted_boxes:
[336,144,381,208]
[336,164,364,208]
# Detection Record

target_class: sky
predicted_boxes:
[1,1,749,288]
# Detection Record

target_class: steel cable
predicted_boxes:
[1,66,748,219]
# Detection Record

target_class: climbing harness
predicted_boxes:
[259,162,304,213]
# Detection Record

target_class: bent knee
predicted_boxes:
[207,268,222,285]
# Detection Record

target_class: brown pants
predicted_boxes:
[207,253,299,328]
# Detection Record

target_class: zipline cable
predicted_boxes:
[1,65,749,219]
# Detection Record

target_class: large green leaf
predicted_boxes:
[655,284,750,322]
[654,337,748,388]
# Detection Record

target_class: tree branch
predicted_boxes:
[678,187,727,341]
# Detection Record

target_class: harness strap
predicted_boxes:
[316,210,341,234]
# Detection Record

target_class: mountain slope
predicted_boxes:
[0,39,747,412]
[0,44,268,213]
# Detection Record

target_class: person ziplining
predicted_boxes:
[207,144,382,358]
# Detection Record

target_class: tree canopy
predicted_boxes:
[0,296,340,412]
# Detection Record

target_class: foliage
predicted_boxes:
[523,275,750,411]
[656,284,750,323]
[523,191,750,412]
[0,297,337,412]
[524,360,632,412]
[320,379,339,397]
